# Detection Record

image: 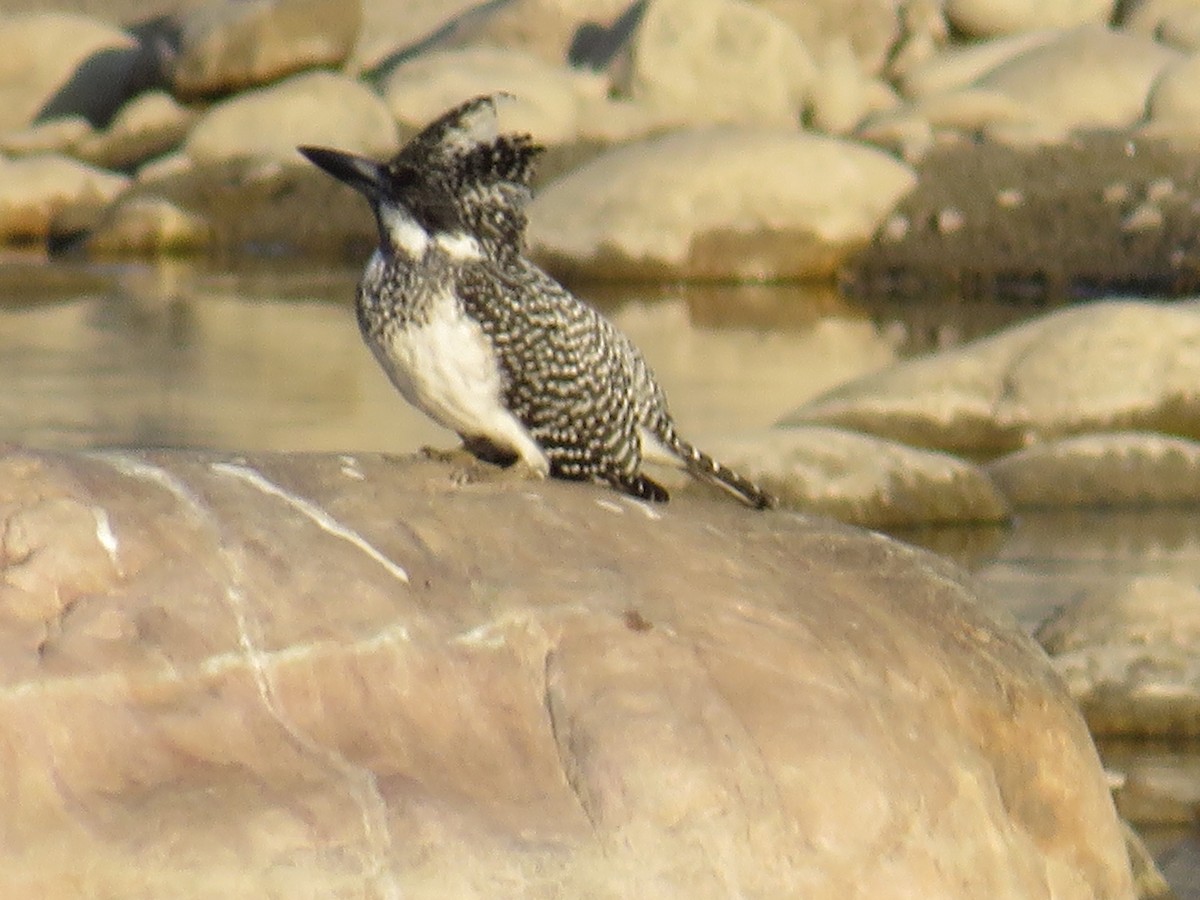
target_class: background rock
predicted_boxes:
[73,90,195,171]
[184,70,399,165]
[0,12,143,131]
[896,30,1060,97]
[167,0,362,98]
[380,46,611,145]
[1037,573,1200,736]
[0,153,129,243]
[986,432,1200,507]
[528,128,916,281]
[0,116,92,157]
[619,0,814,127]
[756,0,907,76]
[946,0,1115,37]
[82,195,213,254]
[973,26,1181,130]
[0,448,1134,897]
[784,301,1200,455]
[672,425,1010,526]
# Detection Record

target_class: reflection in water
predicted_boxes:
[0,257,905,452]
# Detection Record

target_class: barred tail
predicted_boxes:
[667,434,777,510]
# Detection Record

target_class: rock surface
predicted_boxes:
[671,425,1010,527]
[972,26,1181,130]
[73,90,195,171]
[946,0,1115,37]
[0,12,142,132]
[784,300,1200,454]
[380,46,611,145]
[168,0,362,97]
[0,448,1133,897]
[621,0,814,127]
[528,128,916,280]
[184,70,399,165]
[1037,573,1200,737]
[0,153,130,242]
[986,431,1200,507]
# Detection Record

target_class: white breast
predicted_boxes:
[369,290,549,474]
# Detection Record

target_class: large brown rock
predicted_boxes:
[0,449,1133,897]
[527,127,916,280]
[167,0,362,97]
[784,300,1200,455]
[0,153,129,243]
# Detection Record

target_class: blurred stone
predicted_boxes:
[347,0,484,72]
[83,195,213,254]
[0,153,129,244]
[380,47,610,145]
[986,432,1200,508]
[972,26,1181,130]
[0,116,92,156]
[528,128,916,281]
[1123,0,1200,41]
[1120,821,1176,900]
[1158,8,1200,51]
[74,90,195,171]
[351,0,636,74]
[785,301,1200,455]
[185,70,398,165]
[0,448,1134,896]
[0,12,143,131]
[1147,52,1200,128]
[168,0,362,97]
[670,425,1009,526]
[809,38,872,135]
[1114,761,1200,827]
[947,0,1115,37]
[860,87,1049,141]
[1037,573,1200,736]
[620,0,814,127]
[897,29,1060,97]
[887,0,950,79]
[754,0,906,77]
[469,0,636,66]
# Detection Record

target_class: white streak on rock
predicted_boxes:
[454,621,508,648]
[339,454,366,481]
[622,497,662,521]
[210,461,409,584]
[91,506,120,572]
[89,452,402,896]
[594,498,624,515]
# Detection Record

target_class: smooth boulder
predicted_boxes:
[0,449,1133,897]
[528,128,916,280]
[785,300,1200,454]
[184,70,399,165]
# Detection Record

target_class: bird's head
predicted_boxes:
[299,94,544,263]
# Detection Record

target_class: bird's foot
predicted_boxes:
[615,473,670,503]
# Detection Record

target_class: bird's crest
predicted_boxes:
[387,94,545,258]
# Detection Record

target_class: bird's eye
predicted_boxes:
[388,166,417,190]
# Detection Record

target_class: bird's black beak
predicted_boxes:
[298,146,387,198]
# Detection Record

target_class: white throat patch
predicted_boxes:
[378,203,483,262]
[379,203,430,258]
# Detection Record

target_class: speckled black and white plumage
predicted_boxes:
[299,95,775,508]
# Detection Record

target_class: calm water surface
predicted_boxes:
[3,252,1198,866]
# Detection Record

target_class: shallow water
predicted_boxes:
[3,251,1198,872]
